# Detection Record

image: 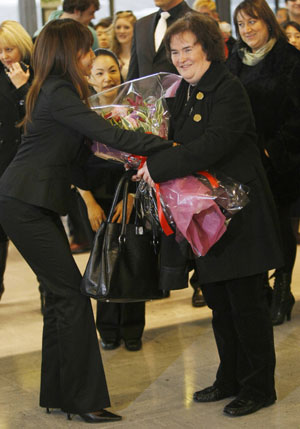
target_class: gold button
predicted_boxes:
[196,91,204,100]
[193,114,202,122]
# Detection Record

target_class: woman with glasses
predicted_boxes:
[111,11,136,80]
[227,0,300,326]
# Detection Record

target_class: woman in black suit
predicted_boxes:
[0,19,173,424]
[137,12,283,417]
[0,20,33,300]
[227,0,300,325]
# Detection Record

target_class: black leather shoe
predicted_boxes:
[124,339,142,351]
[68,409,122,423]
[223,396,275,417]
[193,385,236,402]
[100,339,121,350]
[192,287,206,307]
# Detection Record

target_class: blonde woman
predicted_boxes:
[111,11,136,80]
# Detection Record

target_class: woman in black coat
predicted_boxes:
[0,19,173,424]
[227,0,300,325]
[137,12,283,417]
[0,20,33,300]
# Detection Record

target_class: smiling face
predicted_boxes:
[170,31,211,85]
[0,44,21,68]
[285,24,300,50]
[236,10,269,52]
[89,55,121,103]
[286,0,300,19]
[114,18,134,46]
[78,48,95,76]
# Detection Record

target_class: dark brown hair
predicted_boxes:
[23,19,93,129]
[63,0,99,13]
[164,12,225,62]
[233,0,287,48]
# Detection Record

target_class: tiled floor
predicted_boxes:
[0,243,299,428]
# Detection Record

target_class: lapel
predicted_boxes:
[149,12,159,58]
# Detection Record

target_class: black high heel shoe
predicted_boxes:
[67,409,122,423]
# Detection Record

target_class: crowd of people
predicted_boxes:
[0,0,299,423]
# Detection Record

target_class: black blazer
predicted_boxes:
[0,76,172,215]
[0,64,32,177]
[127,1,192,80]
[147,62,283,283]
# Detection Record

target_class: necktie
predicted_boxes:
[154,11,170,52]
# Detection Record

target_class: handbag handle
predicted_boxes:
[106,170,135,248]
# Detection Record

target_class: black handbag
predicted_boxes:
[81,171,164,302]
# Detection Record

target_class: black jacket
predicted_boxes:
[227,39,300,205]
[147,62,283,283]
[127,1,192,80]
[0,63,32,177]
[0,76,172,215]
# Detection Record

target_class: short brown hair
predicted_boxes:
[233,0,286,48]
[63,0,99,13]
[164,12,225,62]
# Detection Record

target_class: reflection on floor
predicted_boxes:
[0,244,299,428]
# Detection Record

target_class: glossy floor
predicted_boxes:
[0,244,299,428]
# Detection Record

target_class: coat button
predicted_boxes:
[193,114,202,122]
[0,138,4,145]
[196,91,204,100]
[0,121,3,127]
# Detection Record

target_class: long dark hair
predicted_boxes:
[233,0,286,49]
[23,19,93,128]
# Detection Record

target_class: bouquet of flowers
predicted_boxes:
[90,72,182,168]
[90,73,250,257]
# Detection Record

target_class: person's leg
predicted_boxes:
[271,204,296,324]
[0,224,8,300]
[225,274,276,401]
[119,302,145,351]
[0,196,110,413]
[201,281,239,394]
[96,301,122,349]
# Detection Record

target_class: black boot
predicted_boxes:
[271,271,295,326]
[0,241,8,301]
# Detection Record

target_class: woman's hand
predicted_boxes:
[134,162,155,187]
[5,62,30,89]
[112,193,134,224]
[87,200,107,231]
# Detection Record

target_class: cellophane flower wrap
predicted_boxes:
[90,73,250,257]
[90,72,182,167]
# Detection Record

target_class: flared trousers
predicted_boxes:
[0,195,110,413]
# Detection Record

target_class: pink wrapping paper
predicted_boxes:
[160,176,227,256]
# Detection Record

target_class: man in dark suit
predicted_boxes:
[127,0,192,80]
[128,0,205,307]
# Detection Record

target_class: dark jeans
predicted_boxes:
[0,196,110,413]
[201,273,276,401]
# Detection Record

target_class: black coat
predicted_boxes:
[127,1,192,80]
[0,76,172,216]
[0,63,32,242]
[0,63,32,177]
[227,39,300,206]
[147,62,283,284]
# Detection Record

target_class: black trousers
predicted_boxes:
[76,191,146,341]
[201,273,276,401]
[0,196,110,413]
